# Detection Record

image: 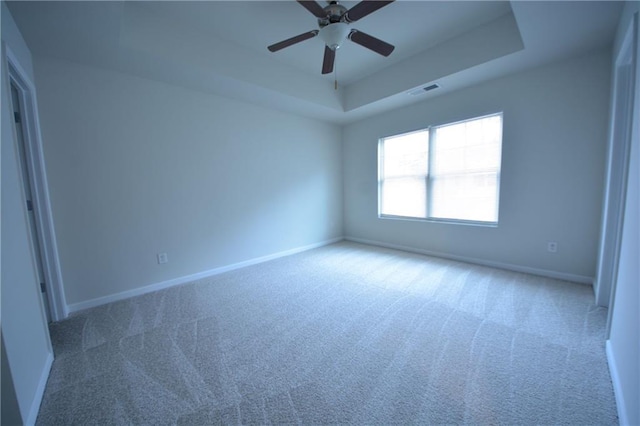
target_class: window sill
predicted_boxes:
[378,214,499,228]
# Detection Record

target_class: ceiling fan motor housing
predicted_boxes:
[319,1,348,26]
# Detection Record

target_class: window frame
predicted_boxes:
[378,112,503,227]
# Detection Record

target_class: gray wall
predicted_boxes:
[33,56,343,308]
[1,333,22,426]
[343,49,611,281]
[607,4,640,425]
[1,2,53,423]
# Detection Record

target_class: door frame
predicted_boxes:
[595,14,638,334]
[7,47,67,321]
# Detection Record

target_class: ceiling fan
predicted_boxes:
[267,0,396,75]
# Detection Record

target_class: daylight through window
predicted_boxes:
[379,113,503,224]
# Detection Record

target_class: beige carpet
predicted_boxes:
[38,241,617,424]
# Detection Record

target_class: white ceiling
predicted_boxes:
[141,1,512,84]
[6,1,624,124]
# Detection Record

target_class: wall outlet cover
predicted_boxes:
[157,253,168,264]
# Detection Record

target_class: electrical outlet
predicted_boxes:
[547,242,558,253]
[157,252,168,264]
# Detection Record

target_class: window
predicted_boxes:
[379,113,503,224]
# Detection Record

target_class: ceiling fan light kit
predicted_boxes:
[320,22,350,50]
[268,0,396,76]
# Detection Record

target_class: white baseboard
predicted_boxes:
[67,237,344,314]
[26,351,53,426]
[606,340,629,426]
[345,236,594,285]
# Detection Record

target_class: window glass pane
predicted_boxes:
[380,130,428,218]
[430,173,499,222]
[430,114,502,222]
[382,131,429,178]
[381,178,426,218]
[432,115,502,175]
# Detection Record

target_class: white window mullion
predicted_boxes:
[426,126,435,219]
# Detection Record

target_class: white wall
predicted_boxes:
[342,49,611,281]
[606,4,639,425]
[1,2,53,424]
[33,55,343,308]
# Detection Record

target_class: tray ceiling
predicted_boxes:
[6,1,623,124]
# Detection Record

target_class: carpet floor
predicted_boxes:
[37,241,617,425]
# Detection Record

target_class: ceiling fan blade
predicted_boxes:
[344,0,395,23]
[322,46,335,74]
[297,0,326,18]
[268,30,319,52]
[349,29,395,56]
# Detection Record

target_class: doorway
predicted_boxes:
[10,81,51,322]
[7,58,67,322]
[594,15,637,335]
